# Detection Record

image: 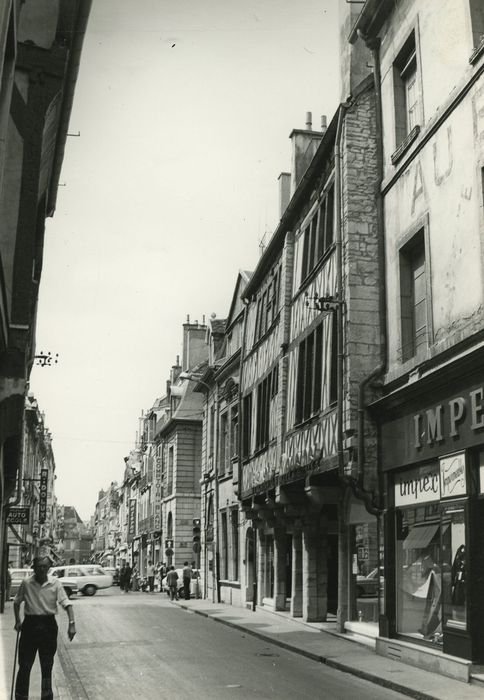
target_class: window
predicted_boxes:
[219,411,229,475]
[209,404,215,458]
[301,184,335,282]
[393,32,420,148]
[231,509,239,581]
[221,511,228,580]
[167,446,174,494]
[242,393,252,459]
[470,0,484,51]
[296,324,323,424]
[254,265,281,342]
[400,231,427,361]
[230,406,239,460]
[256,367,278,450]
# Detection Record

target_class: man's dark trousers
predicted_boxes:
[15,615,57,700]
[183,578,190,599]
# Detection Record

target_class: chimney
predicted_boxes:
[182,318,208,371]
[339,0,372,101]
[278,172,291,217]
[171,356,182,384]
[289,112,325,195]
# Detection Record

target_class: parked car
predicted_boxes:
[10,568,79,599]
[356,567,383,598]
[49,564,112,596]
[103,567,120,585]
[161,569,200,599]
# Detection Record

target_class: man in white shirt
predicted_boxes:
[13,556,76,700]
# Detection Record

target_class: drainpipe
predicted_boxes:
[355,37,387,516]
[334,102,349,477]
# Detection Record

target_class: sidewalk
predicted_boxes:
[0,602,72,700]
[173,597,484,700]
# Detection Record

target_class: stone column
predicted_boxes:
[291,527,303,617]
[273,527,287,610]
[302,516,328,622]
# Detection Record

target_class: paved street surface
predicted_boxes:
[54,588,407,700]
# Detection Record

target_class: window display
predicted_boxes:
[396,504,443,644]
[395,500,467,645]
[441,502,466,630]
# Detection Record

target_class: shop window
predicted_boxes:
[469,0,484,51]
[393,31,421,150]
[300,184,335,283]
[396,503,443,643]
[400,230,427,362]
[441,502,467,631]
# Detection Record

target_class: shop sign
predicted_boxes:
[381,378,484,470]
[6,506,30,524]
[128,498,136,538]
[394,463,440,507]
[439,452,466,498]
[38,469,48,524]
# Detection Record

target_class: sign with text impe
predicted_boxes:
[38,469,48,523]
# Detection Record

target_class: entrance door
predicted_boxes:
[246,528,255,602]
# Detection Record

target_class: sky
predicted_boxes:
[30,0,342,521]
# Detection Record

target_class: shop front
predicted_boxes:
[376,369,484,665]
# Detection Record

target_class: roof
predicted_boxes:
[243,108,339,299]
[348,0,395,44]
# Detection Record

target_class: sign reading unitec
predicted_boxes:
[394,452,467,506]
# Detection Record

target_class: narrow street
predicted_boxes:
[55,589,408,700]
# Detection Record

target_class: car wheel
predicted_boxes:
[83,585,97,597]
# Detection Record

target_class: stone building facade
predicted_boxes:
[351,0,484,676]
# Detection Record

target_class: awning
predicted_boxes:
[403,524,439,550]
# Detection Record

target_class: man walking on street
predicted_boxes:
[13,555,76,700]
[147,560,155,593]
[182,561,192,600]
[166,566,179,600]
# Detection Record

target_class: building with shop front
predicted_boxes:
[351,0,484,678]
[193,284,249,603]
[7,395,59,568]
[0,0,91,609]
[55,505,93,565]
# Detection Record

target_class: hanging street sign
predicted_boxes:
[7,507,30,525]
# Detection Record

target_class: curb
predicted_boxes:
[175,602,440,700]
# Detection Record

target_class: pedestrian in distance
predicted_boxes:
[125,562,133,592]
[182,561,192,600]
[119,563,127,592]
[147,560,155,593]
[13,555,76,700]
[166,566,179,600]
